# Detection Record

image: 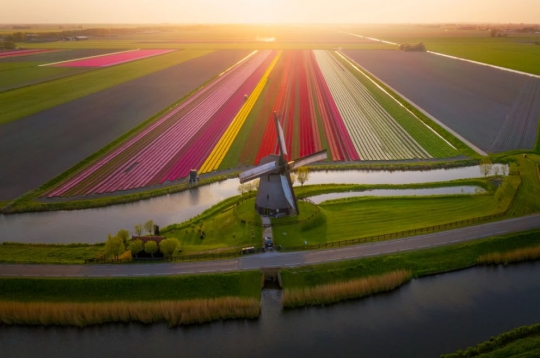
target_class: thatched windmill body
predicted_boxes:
[239,112,327,217]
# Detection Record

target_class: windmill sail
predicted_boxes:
[238,111,327,218]
[239,160,279,183]
[280,174,297,215]
[289,150,328,171]
[273,112,288,157]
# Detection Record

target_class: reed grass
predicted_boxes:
[0,297,259,327]
[282,270,412,307]
[477,245,540,265]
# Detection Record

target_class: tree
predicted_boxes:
[129,239,143,257]
[105,234,125,259]
[237,183,248,195]
[501,165,508,177]
[0,41,16,49]
[159,238,179,259]
[116,229,130,245]
[144,220,155,235]
[479,157,493,178]
[144,240,158,258]
[134,224,143,236]
[290,173,297,186]
[296,167,310,186]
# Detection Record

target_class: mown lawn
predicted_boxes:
[271,171,519,247]
[0,49,212,125]
[166,197,263,253]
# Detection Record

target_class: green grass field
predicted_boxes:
[0,243,104,264]
[165,196,263,253]
[427,42,540,76]
[441,324,540,358]
[0,49,212,125]
[0,62,89,91]
[0,271,261,302]
[281,229,540,289]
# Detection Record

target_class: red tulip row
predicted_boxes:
[253,50,358,165]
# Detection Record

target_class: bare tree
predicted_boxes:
[501,165,508,177]
[479,157,493,178]
[296,167,310,186]
[290,173,297,186]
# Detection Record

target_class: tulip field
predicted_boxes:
[46,50,458,198]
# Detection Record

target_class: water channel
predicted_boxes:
[0,165,506,244]
[1,262,538,357]
[309,185,485,204]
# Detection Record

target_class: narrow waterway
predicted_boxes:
[309,185,485,204]
[1,262,538,357]
[0,165,506,244]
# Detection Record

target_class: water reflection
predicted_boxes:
[309,185,485,204]
[0,165,506,244]
[0,262,537,358]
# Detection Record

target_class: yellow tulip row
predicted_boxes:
[199,50,282,174]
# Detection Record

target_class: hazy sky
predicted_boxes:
[3,0,539,24]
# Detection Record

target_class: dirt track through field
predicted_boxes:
[342,50,540,153]
[0,50,251,201]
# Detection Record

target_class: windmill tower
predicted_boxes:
[239,112,327,217]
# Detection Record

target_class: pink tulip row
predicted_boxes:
[47,50,274,197]
[53,49,175,67]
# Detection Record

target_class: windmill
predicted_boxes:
[239,112,327,217]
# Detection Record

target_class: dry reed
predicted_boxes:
[477,245,540,265]
[283,270,412,307]
[0,297,259,327]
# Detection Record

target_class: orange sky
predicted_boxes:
[2,0,539,24]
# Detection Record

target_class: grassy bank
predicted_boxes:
[281,229,540,291]
[440,324,540,358]
[0,271,261,326]
[283,270,412,308]
[0,242,104,264]
[4,159,482,215]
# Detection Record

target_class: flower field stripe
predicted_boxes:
[254,52,294,163]
[236,52,285,166]
[314,50,430,161]
[310,51,359,161]
[199,51,281,174]
[46,50,271,197]
[303,52,323,155]
[158,51,277,181]
[45,74,223,197]
[50,49,176,68]
[95,51,272,192]
[40,49,140,67]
